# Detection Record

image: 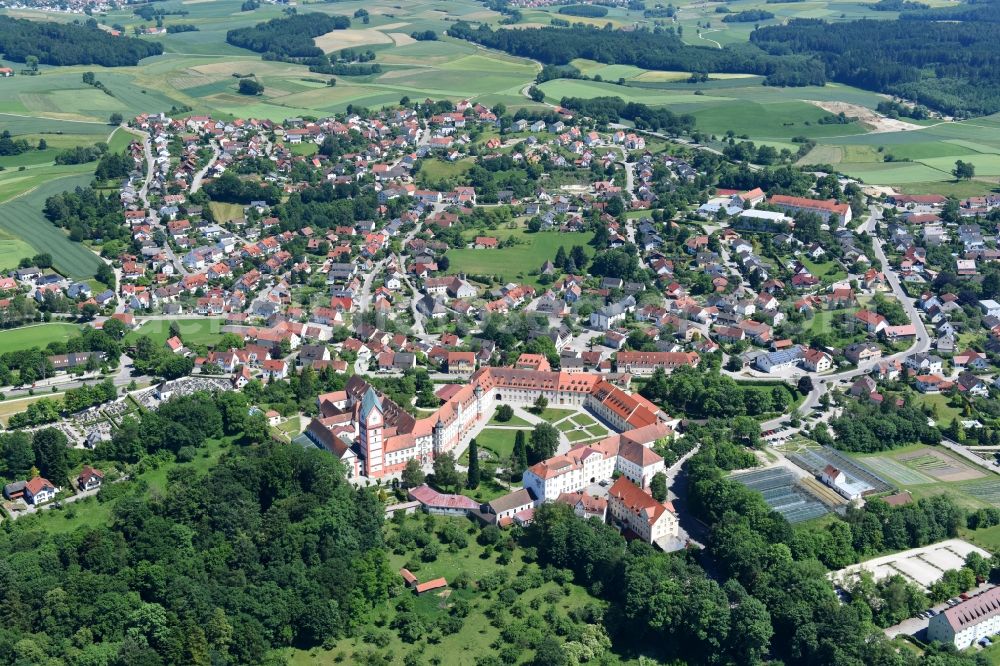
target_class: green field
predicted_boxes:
[447,229,595,286]
[127,318,228,348]
[0,323,84,354]
[471,427,528,459]
[0,169,105,279]
[860,455,937,486]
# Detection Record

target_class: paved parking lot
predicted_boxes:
[831,539,990,589]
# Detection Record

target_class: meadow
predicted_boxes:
[126,318,228,348]
[446,228,596,286]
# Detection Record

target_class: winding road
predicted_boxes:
[756,205,930,431]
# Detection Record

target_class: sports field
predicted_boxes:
[0,323,84,354]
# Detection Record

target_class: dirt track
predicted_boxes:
[807,100,924,133]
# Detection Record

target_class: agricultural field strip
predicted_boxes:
[860,456,937,486]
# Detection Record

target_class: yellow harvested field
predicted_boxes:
[389,32,416,47]
[192,61,295,76]
[314,29,394,52]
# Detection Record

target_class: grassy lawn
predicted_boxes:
[960,525,1000,552]
[471,427,528,459]
[289,142,318,156]
[460,477,519,504]
[0,322,84,354]
[208,201,245,223]
[916,393,964,425]
[536,407,576,422]
[417,158,473,183]
[446,229,595,287]
[801,255,847,282]
[488,412,531,427]
[126,318,227,348]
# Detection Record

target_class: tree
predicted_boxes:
[797,375,814,394]
[243,412,269,444]
[528,86,545,103]
[238,78,264,96]
[953,160,975,180]
[466,439,481,489]
[25,55,38,72]
[109,112,123,125]
[528,423,559,464]
[512,430,528,473]
[728,595,773,665]
[554,245,568,269]
[32,427,70,486]
[495,404,514,422]
[433,452,460,491]
[532,394,548,414]
[402,458,425,488]
[532,637,567,666]
[650,472,668,502]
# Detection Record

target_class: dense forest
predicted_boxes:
[0,438,389,664]
[751,9,1000,116]
[448,21,826,86]
[0,16,162,66]
[226,13,350,59]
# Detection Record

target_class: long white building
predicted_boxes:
[522,424,671,501]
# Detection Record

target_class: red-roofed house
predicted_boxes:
[607,476,678,544]
[768,194,852,225]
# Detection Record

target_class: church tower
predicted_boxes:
[358,387,384,477]
[432,417,445,456]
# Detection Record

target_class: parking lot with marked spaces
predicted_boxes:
[831,539,990,590]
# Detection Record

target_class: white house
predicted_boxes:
[928,587,1000,649]
[607,476,678,544]
[24,476,58,505]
